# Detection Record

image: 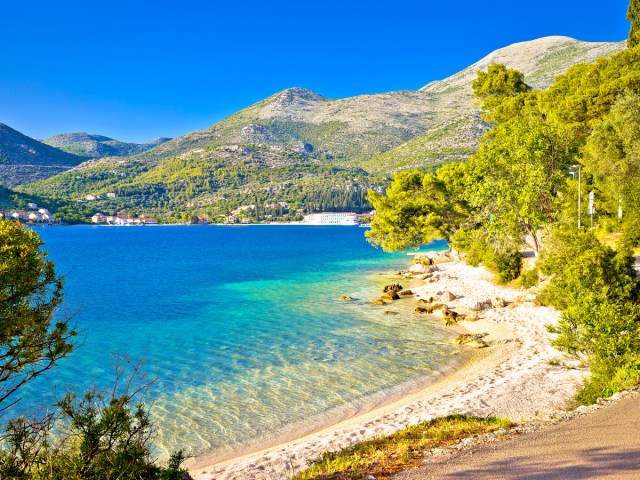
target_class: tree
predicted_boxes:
[0,220,77,410]
[629,0,640,48]
[465,115,576,253]
[366,163,469,252]
[472,63,531,123]
[583,91,640,236]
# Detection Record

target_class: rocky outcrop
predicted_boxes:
[454,333,489,349]
[382,291,401,301]
[443,309,461,326]
[382,283,403,293]
[471,300,493,312]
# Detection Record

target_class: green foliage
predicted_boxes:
[472,64,531,123]
[22,148,380,222]
[0,219,77,408]
[519,268,539,289]
[629,0,640,48]
[538,226,640,403]
[538,226,639,310]
[582,91,640,232]
[0,361,190,479]
[366,163,468,252]
[484,250,522,284]
[540,46,640,139]
[466,114,576,253]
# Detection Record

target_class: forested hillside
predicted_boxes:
[19,37,625,221]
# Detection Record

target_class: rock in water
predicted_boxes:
[443,309,460,326]
[382,282,403,293]
[416,305,435,314]
[370,298,386,305]
[382,291,400,301]
[338,295,353,301]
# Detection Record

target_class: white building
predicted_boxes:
[304,212,358,226]
[107,193,117,198]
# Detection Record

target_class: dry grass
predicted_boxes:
[293,415,512,480]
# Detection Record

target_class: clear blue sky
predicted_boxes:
[0,0,631,143]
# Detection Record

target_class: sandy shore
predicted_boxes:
[189,260,584,480]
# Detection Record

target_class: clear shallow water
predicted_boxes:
[17,225,455,458]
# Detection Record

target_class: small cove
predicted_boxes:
[19,225,457,459]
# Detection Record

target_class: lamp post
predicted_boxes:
[570,165,582,230]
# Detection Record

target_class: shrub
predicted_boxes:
[519,268,539,289]
[538,225,640,404]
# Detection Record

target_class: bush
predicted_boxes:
[0,360,191,480]
[538,225,640,404]
[519,268,539,289]
[484,250,521,284]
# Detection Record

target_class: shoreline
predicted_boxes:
[189,259,584,479]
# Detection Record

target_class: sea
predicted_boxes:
[16,225,457,460]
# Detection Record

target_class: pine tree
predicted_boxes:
[629,0,640,48]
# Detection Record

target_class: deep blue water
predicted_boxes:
[18,225,454,458]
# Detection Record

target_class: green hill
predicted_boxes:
[20,36,626,221]
[0,123,85,187]
[44,133,171,159]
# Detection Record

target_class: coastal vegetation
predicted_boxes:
[294,415,511,480]
[368,1,640,404]
[0,219,188,479]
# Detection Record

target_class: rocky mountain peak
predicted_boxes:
[421,36,625,94]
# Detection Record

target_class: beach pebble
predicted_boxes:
[442,291,456,302]
[409,263,430,274]
[471,299,492,312]
[492,297,507,308]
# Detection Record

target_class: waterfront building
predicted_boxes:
[303,212,358,225]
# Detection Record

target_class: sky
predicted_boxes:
[0,0,631,143]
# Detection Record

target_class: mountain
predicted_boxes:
[0,123,85,187]
[43,132,171,159]
[367,36,626,172]
[21,36,626,221]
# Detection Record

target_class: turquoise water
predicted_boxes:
[19,225,455,459]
